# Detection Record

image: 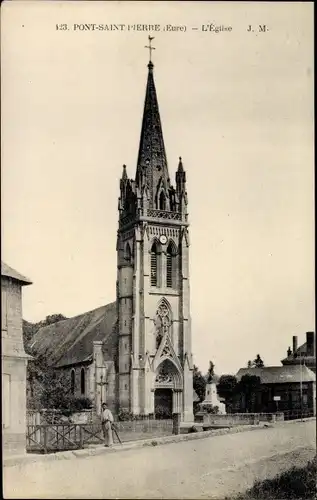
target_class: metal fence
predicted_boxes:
[283,408,315,421]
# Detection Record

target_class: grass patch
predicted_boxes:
[234,456,316,499]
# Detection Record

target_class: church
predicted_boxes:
[29,41,194,422]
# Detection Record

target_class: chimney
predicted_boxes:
[292,335,298,354]
[306,331,315,356]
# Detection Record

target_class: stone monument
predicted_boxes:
[199,361,226,414]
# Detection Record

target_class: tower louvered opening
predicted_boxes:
[166,242,177,288]
[151,242,159,286]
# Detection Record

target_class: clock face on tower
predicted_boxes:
[159,234,167,245]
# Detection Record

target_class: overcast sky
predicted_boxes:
[2,1,314,375]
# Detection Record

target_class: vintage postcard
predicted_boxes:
[1,1,315,499]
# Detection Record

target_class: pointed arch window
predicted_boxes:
[71,369,75,395]
[166,241,177,288]
[124,243,132,264]
[169,190,176,212]
[151,242,159,287]
[159,191,166,210]
[80,368,85,395]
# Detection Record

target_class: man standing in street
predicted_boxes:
[101,402,114,447]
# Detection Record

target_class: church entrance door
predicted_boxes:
[154,388,173,419]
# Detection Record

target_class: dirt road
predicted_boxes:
[4,420,316,499]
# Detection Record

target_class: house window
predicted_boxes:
[71,369,75,395]
[80,368,85,395]
[125,384,128,390]
[151,242,160,287]
[1,290,7,331]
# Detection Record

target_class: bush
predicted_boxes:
[188,426,199,433]
[193,401,202,415]
[118,409,136,421]
[233,456,316,499]
[72,397,93,412]
[155,405,172,420]
[206,405,219,414]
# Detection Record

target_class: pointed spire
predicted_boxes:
[121,164,128,180]
[176,156,186,188]
[135,51,170,206]
[177,156,184,172]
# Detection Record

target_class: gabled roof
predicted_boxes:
[236,365,315,384]
[30,302,117,367]
[1,261,32,285]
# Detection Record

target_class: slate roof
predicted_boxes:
[1,261,32,285]
[30,302,117,368]
[135,60,170,199]
[236,365,316,384]
[281,341,315,363]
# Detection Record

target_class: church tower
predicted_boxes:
[116,39,193,421]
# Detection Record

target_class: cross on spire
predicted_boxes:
[145,35,156,63]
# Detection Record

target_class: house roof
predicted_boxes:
[1,261,32,285]
[281,341,316,364]
[236,365,316,384]
[30,302,117,367]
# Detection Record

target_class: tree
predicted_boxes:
[236,374,262,413]
[27,354,72,413]
[42,314,67,326]
[193,365,206,402]
[23,320,39,353]
[253,354,264,368]
[246,354,265,368]
[216,375,238,411]
[25,313,94,417]
[28,354,93,417]
[193,365,207,414]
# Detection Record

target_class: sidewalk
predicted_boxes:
[4,417,315,469]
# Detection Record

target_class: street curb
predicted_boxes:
[3,417,315,468]
[2,423,264,468]
[275,417,316,425]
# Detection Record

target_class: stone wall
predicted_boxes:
[2,276,29,456]
[203,412,285,427]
